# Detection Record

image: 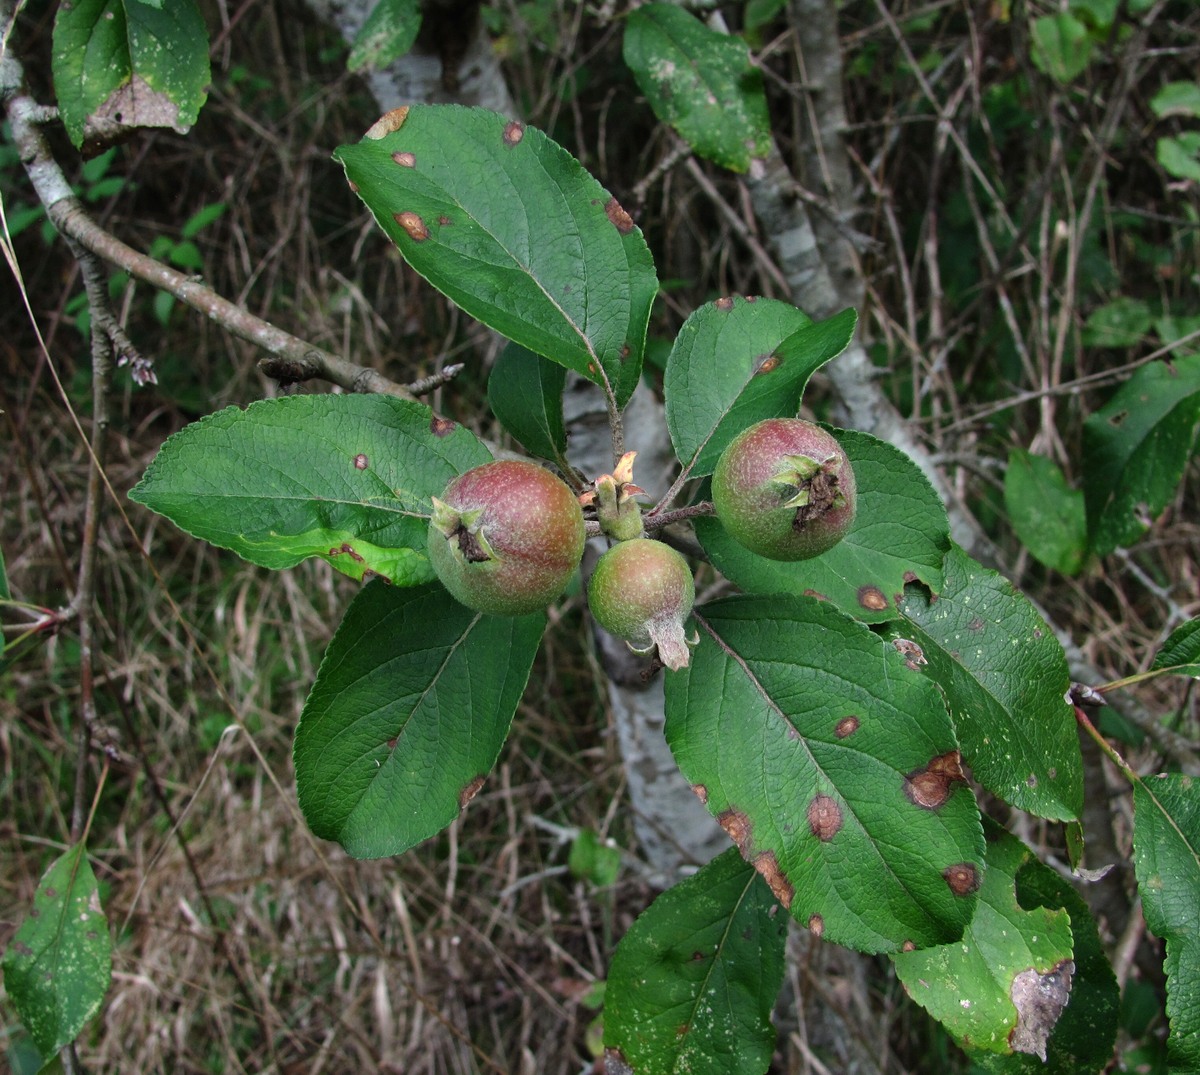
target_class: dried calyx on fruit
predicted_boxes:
[587,538,696,670]
[712,418,856,561]
[427,460,585,616]
[579,450,646,541]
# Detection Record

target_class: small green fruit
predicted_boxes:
[428,460,585,616]
[588,538,696,670]
[712,418,856,561]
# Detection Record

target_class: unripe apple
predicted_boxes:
[712,419,856,561]
[427,460,585,616]
[588,538,696,670]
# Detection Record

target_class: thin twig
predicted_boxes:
[4,91,414,401]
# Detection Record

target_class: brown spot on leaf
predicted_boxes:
[45,888,57,899]
[391,150,416,167]
[893,637,927,671]
[858,585,889,611]
[348,180,359,194]
[906,751,966,809]
[715,296,734,312]
[807,794,843,841]
[503,120,525,145]
[690,783,708,805]
[438,215,451,226]
[459,776,486,809]
[605,197,634,234]
[354,453,369,470]
[717,808,753,856]
[803,588,829,601]
[11,940,33,957]
[752,851,794,909]
[1009,961,1075,1061]
[903,570,918,583]
[1026,773,1038,788]
[943,862,981,896]
[387,737,398,750]
[330,543,364,563]
[968,616,985,632]
[604,1048,634,1075]
[754,353,780,375]
[394,211,429,241]
[80,74,187,155]
[835,715,860,739]
[365,106,410,139]
[430,415,457,437]
[691,950,705,961]
[901,940,916,952]
[808,914,824,938]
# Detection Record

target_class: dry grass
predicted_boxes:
[2,0,1198,1072]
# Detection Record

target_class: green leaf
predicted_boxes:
[1151,81,1200,120]
[602,848,787,1075]
[347,0,422,72]
[1,843,112,1058]
[1133,773,1200,1070]
[52,0,210,152]
[568,829,621,888]
[1082,354,1200,557]
[972,836,1119,1074]
[1082,297,1153,348]
[1029,14,1092,84]
[1157,133,1200,183]
[294,581,544,858]
[664,299,855,478]
[1152,619,1200,678]
[129,395,492,585]
[1003,451,1087,574]
[893,824,1075,1060]
[487,343,569,464]
[695,428,950,624]
[892,545,1083,821]
[335,105,657,409]
[665,593,983,954]
[622,3,771,173]
[180,201,227,239]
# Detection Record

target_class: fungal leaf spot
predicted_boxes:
[717,807,753,856]
[604,1048,634,1075]
[391,151,416,168]
[394,211,429,241]
[807,794,843,841]
[808,914,824,938]
[858,585,889,611]
[892,637,927,670]
[715,296,734,312]
[943,862,981,896]
[459,775,486,810]
[430,415,457,437]
[752,850,794,909]
[835,715,860,739]
[690,783,708,805]
[354,453,369,470]
[503,120,525,146]
[605,197,634,234]
[754,353,780,375]
[1009,961,1075,1061]
[905,751,966,809]
[365,106,409,139]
